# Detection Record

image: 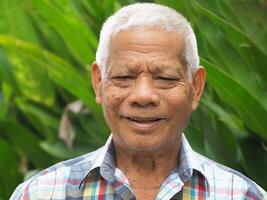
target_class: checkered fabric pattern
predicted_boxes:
[10,134,266,200]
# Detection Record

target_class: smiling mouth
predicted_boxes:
[126,116,163,122]
[123,116,166,130]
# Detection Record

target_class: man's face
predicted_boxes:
[92,27,205,152]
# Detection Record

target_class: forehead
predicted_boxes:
[107,27,186,73]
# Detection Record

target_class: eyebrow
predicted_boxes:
[109,64,139,74]
[151,65,180,73]
[109,63,181,75]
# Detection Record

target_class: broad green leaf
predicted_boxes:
[178,0,267,97]
[201,98,248,138]
[186,123,205,156]
[219,1,267,58]
[103,0,118,18]
[29,14,74,64]
[191,6,264,95]
[202,58,267,141]
[213,121,241,169]
[0,138,20,200]
[30,0,98,64]
[191,104,238,167]
[0,48,16,87]
[0,35,106,127]
[200,109,226,164]
[0,83,12,120]
[11,53,55,106]
[0,0,55,106]
[155,0,193,18]
[0,120,54,168]
[193,0,267,57]
[0,0,39,43]
[16,98,60,140]
[239,137,267,189]
[81,0,104,21]
[77,114,109,146]
[40,140,89,159]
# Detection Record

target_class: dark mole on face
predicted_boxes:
[112,94,121,101]
[116,96,120,101]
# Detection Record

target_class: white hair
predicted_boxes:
[96,3,199,78]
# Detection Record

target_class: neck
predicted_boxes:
[114,136,182,189]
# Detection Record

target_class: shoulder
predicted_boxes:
[194,151,266,199]
[10,147,104,200]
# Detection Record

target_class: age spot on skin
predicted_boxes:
[112,94,121,101]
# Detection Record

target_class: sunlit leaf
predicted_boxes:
[30,0,98,64]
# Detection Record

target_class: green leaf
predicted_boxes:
[184,0,267,98]
[40,140,89,159]
[0,48,16,87]
[0,83,12,120]
[30,0,98,64]
[186,123,205,155]
[16,98,60,140]
[0,35,106,127]
[81,0,103,20]
[193,0,267,57]
[239,137,267,189]
[11,53,56,106]
[201,98,248,138]
[0,0,56,106]
[202,58,267,141]
[0,138,20,200]
[0,120,54,168]
[0,0,39,43]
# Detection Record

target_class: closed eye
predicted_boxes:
[112,76,135,80]
[154,76,185,89]
[156,77,179,81]
[110,75,135,87]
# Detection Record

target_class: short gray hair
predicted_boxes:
[96,3,199,77]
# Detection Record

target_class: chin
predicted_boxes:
[127,143,163,153]
[114,135,172,153]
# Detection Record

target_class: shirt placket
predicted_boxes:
[156,173,184,200]
[110,168,135,200]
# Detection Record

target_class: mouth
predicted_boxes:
[126,116,163,122]
[123,116,166,130]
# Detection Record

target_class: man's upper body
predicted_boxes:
[11,3,266,200]
[10,134,266,200]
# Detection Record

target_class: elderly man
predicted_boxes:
[11,3,266,200]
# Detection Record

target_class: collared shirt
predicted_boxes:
[11,134,266,200]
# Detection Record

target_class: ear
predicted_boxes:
[92,62,103,104]
[191,66,206,110]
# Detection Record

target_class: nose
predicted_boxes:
[128,75,160,108]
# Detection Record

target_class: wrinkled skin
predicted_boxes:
[92,27,205,154]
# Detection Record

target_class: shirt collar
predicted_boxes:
[178,134,206,176]
[178,134,209,186]
[79,133,210,191]
[90,134,114,171]
[78,134,113,188]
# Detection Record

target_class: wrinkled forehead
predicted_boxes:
[110,27,185,51]
[107,27,187,72]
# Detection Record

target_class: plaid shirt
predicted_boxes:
[11,134,266,200]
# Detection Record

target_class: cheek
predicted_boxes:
[101,86,130,116]
[162,88,193,114]
[103,91,123,106]
[102,83,122,104]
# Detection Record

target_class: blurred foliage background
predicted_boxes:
[0,0,267,199]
